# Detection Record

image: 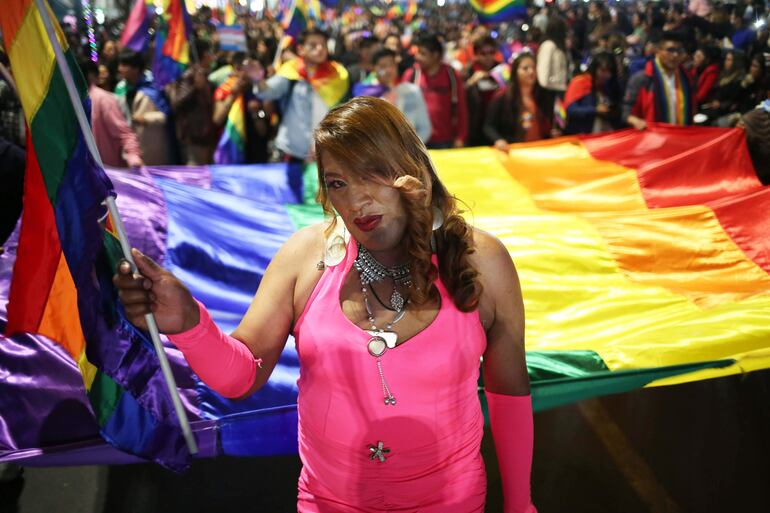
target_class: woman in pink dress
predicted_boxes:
[115,97,536,513]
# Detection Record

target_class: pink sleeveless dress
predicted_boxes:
[293,238,488,512]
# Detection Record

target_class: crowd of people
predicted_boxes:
[2,0,769,173]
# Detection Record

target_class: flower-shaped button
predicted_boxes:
[368,441,391,462]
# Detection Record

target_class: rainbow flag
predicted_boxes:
[0,0,190,470]
[153,0,193,88]
[469,0,527,23]
[387,3,404,19]
[224,0,236,25]
[282,0,309,38]
[120,0,154,53]
[277,57,348,108]
[213,77,246,164]
[490,62,510,87]
[404,0,418,23]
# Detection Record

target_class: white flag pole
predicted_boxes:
[34,0,198,455]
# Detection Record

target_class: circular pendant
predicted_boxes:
[367,336,387,357]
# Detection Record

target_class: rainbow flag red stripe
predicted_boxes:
[1,0,190,471]
[469,0,526,22]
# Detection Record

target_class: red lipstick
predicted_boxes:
[353,215,382,232]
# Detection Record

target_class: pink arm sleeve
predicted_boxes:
[485,390,538,513]
[167,300,261,398]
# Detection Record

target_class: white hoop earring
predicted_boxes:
[323,219,348,267]
[431,206,444,231]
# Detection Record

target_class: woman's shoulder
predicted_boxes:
[274,222,327,269]
[467,228,520,323]
[469,228,517,277]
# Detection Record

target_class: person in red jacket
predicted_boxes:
[623,31,695,130]
[687,45,721,108]
[402,33,468,149]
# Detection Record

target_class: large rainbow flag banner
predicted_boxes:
[1,124,769,464]
[153,0,193,88]
[469,0,527,23]
[0,0,190,470]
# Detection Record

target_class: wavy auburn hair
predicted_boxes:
[314,97,481,311]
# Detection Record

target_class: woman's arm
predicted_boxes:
[473,230,529,396]
[231,225,324,393]
[473,230,536,513]
[115,224,324,398]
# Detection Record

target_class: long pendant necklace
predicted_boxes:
[354,242,412,405]
[360,281,406,406]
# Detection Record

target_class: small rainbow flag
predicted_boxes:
[153,0,193,88]
[0,0,190,470]
[120,0,154,53]
[213,77,246,164]
[387,3,404,20]
[282,0,309,38]
[469,0,527,23]
[224,0,236,25]
[404,0,418,23]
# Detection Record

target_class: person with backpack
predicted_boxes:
[402,33,468,149]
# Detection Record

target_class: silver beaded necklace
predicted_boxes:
[353,242,412,310]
